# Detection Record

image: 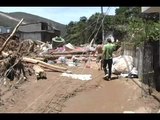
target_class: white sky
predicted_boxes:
[0,7,119,25]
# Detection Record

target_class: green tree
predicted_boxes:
[80,16,87,22]
[64,16,88,45]
[64,7,159,46]
[115,7,141,19]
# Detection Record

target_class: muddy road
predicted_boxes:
[0,65,159,113]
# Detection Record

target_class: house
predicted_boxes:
[142,7,160,13]
[16,22,60,43]
[0,26,12,34]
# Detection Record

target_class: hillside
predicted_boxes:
[0,11,67,37]
[0,11,26,28]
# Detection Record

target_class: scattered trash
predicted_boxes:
[61,73,92,81]
[120,67,138,78]
[65,43,75,51]
[58,56,67,64]
[66,62,76,67]
[47,60,55,64]
[86,65,91,68]
[128,67,138,78]
[120,73,129,78]
[66,70,72,74]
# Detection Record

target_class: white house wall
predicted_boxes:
[141,7,160,13]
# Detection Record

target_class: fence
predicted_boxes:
[122,41,160,95]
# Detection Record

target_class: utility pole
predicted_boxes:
[101,6,105,44]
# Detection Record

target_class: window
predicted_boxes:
[41,22,48,30]
[6,29,10,33]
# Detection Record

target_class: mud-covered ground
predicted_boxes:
[0,62,160,113]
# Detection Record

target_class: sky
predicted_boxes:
[0,7,119,25]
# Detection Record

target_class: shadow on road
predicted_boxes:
[103,75,119,81]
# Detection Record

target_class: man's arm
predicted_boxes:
[102,45,106,59]
[114,41,121,51]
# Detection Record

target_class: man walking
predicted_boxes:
[102,38,117,80]
[95,44,103,70]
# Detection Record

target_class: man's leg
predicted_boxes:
[107,59,113,79]
[100,59,103,70]
[103,59,107,75]
[96,54,101,63]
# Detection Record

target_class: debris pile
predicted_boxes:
[112,55,133,74]
[0,19,68,88]
[0,18,139,91]
[112,55,138,78]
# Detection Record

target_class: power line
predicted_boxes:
[86,13,102,43]
[89,7,111,46]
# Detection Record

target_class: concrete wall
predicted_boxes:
[123,49,135,57]
[41,32,57,43]
[19,32,41,40]
[122,43,143,79]
[19,23,42,32]
[134,47,143,79]
[122,42,135,57]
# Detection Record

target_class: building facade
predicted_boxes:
[0,26,12,34]
[17,22,61,43]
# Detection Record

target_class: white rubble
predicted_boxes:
[129,67,138,75]
[65,43,75,50]
[61,73,92,81]
[112,55,134,75]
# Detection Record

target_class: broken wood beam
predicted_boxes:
[22,57,67,72]
[43,68,55,72]
[22,57,39,64]
[0,18,24,54]
[33,65,47,80]
[38,61,67,73]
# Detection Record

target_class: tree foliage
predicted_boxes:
[64,7,160,46]
[116,7,160,45]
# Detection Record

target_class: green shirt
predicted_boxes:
[102,43,116,60]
